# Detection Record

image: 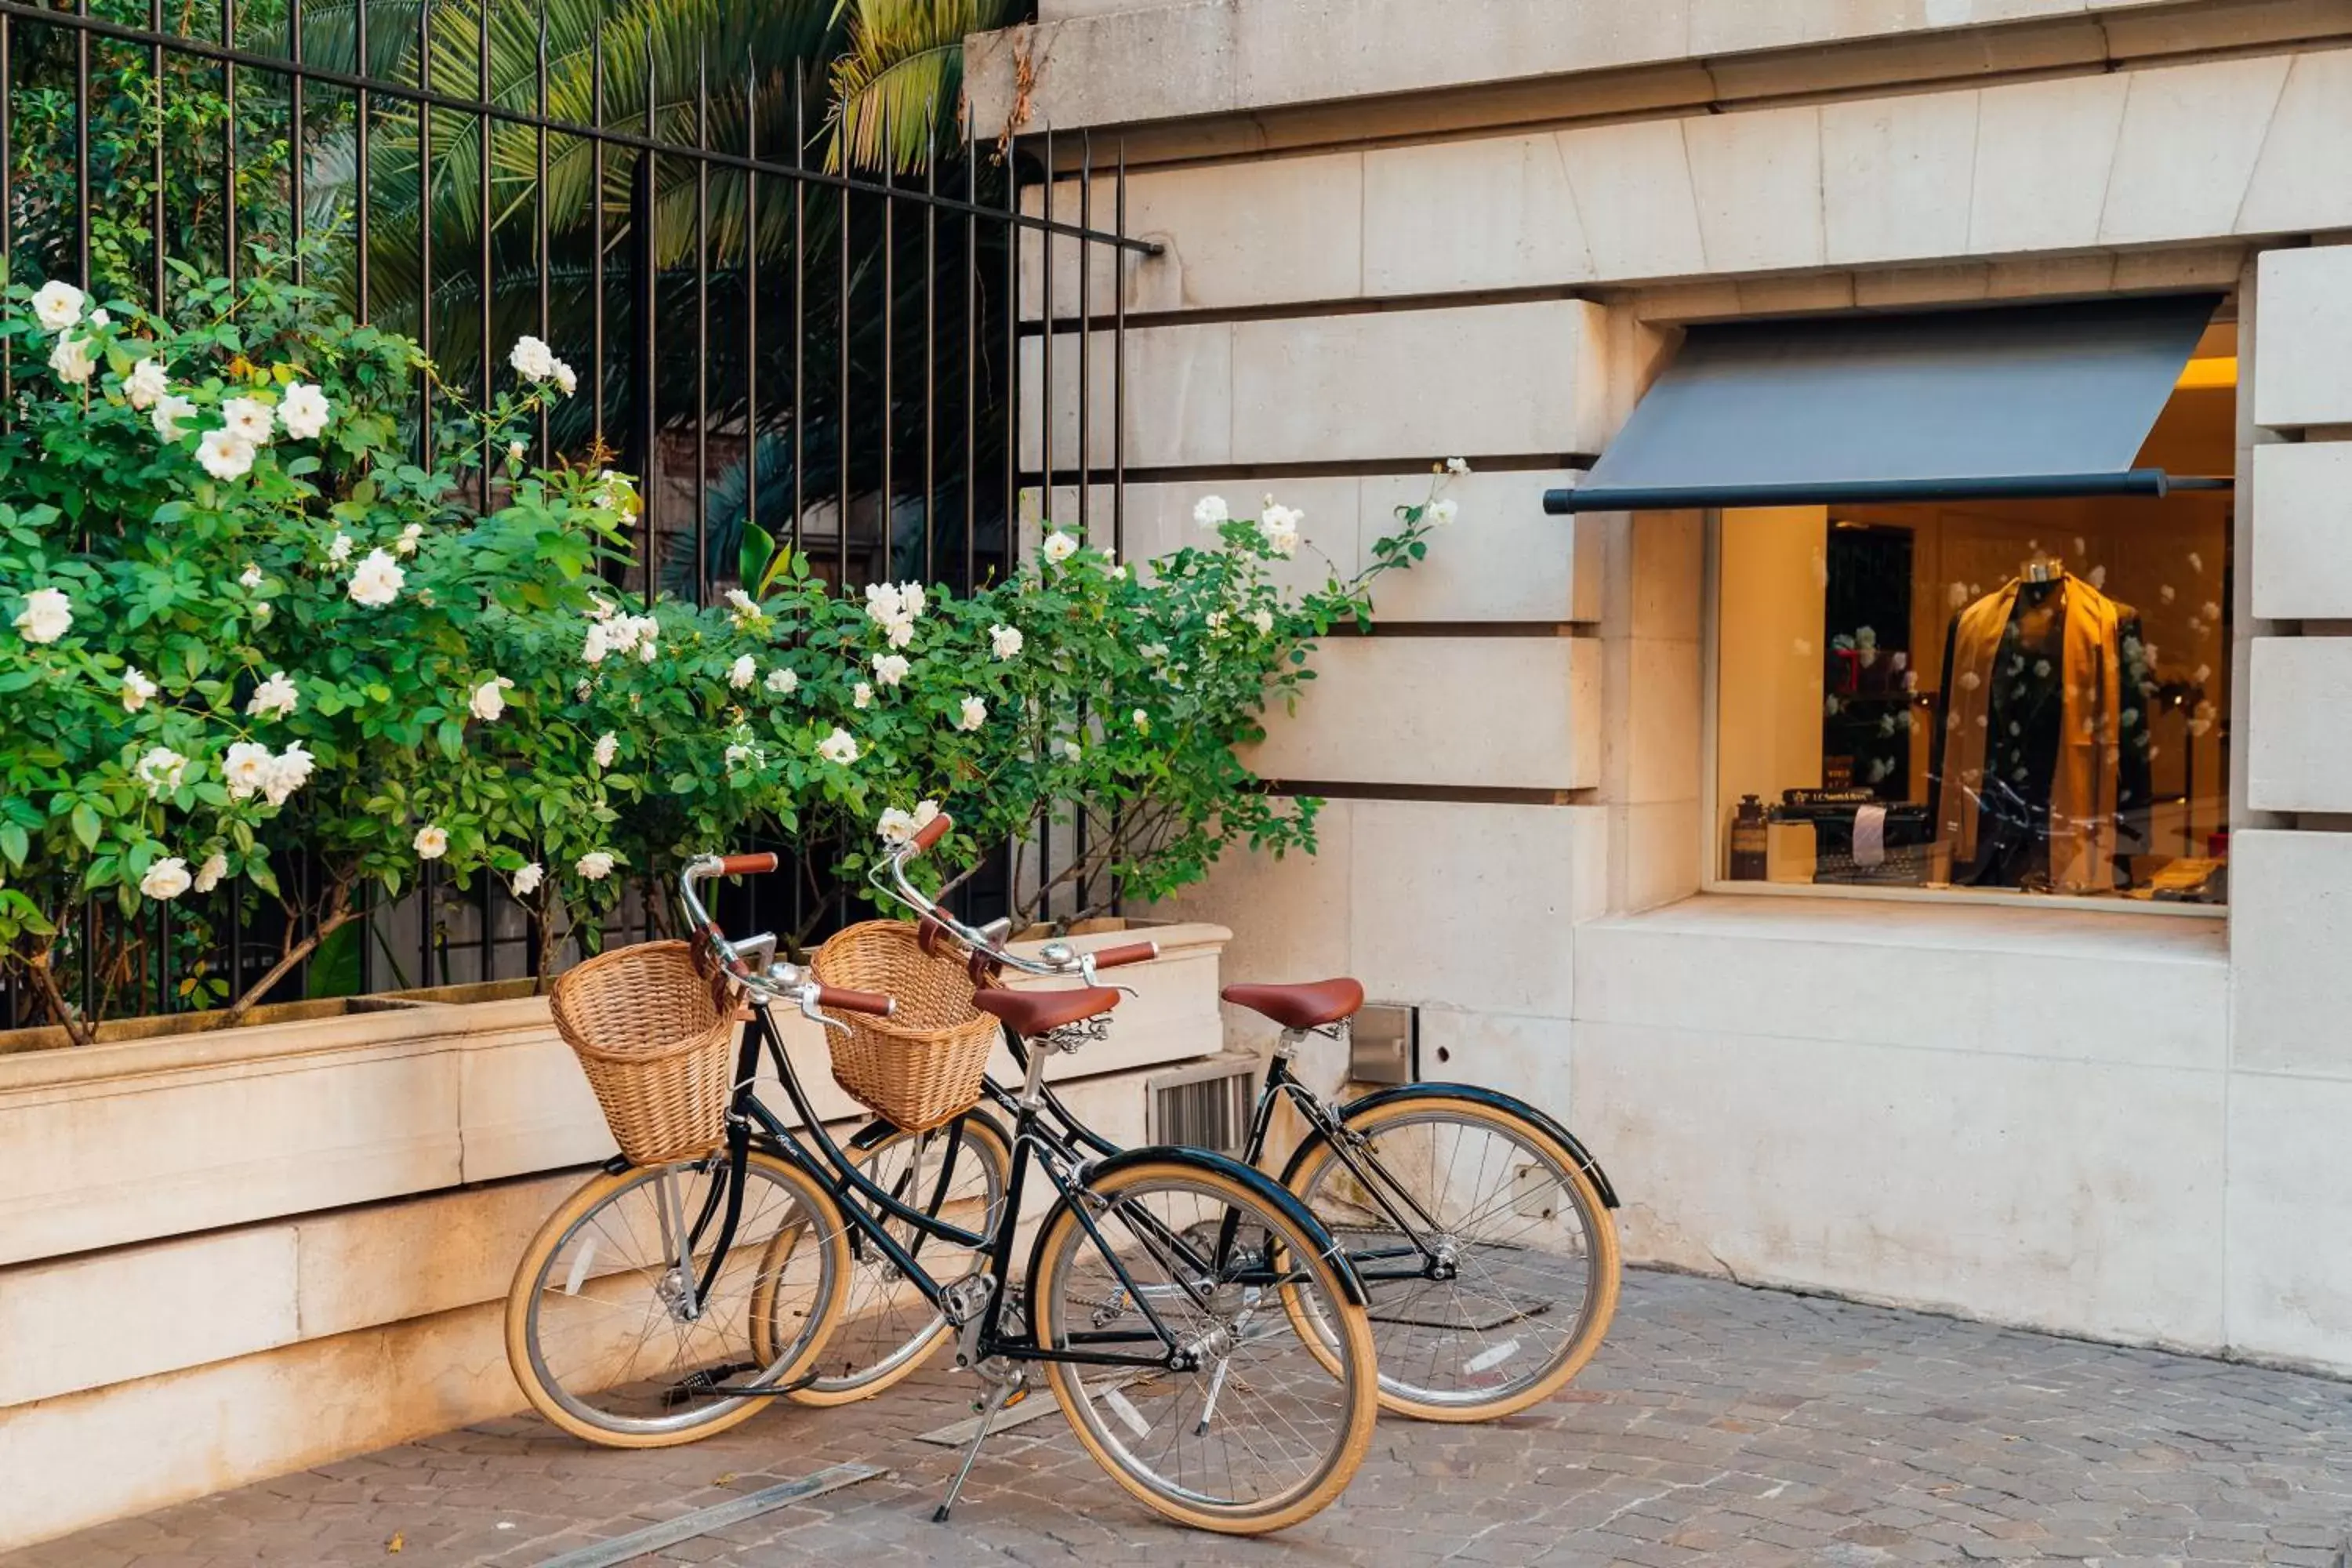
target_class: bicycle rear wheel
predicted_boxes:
[782,1112,1012,1405]
[505,1150,848,1447]
[1283,1093,1619,1421]
[1028,1156,1378,1534]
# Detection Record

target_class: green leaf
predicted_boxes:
[0,822,24,866]
[70,802,100,850]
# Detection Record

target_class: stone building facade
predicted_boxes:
[971,0,2352,1373]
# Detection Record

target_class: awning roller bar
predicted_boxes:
[1544,469,2232,514]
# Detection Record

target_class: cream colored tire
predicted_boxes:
[1283,1094,1620,1422]
[1028,1159,1379,1534]
[505,1152,849,1448]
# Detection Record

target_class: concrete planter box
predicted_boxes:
[0,921,1229,1552]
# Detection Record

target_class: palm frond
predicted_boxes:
[826,0,1011,174]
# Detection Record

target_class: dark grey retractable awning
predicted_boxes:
[1544,294,2223,514]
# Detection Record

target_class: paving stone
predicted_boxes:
[6,1270,2351,1568]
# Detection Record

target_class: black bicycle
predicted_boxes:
[869,815,1625,1424]
[504,840,1382,1536]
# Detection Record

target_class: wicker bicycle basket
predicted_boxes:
[811,920,998,1133]
[548,941,736,1166]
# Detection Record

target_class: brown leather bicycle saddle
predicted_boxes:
[1221,978,1364,1029]
[973,985,1121,1035]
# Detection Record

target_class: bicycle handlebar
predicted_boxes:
[867,832,1152,987]
[677,854,898,1023]
[814,983,894,1017]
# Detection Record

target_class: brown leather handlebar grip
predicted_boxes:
[717,851,779,876]
[908,813,953,854]
[1091,940,1160,970]
[815,984,895,1018]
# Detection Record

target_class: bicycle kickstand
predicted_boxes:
[934,1370,1025,1523]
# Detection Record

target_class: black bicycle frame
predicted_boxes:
[684,1000,1272,1386]
[984,1030,1454,1281]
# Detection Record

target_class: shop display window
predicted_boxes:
[1710,327,2234,907]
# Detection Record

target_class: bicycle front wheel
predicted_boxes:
[784,1111,1012,1406]
[1285,1093,1620,1421]
[505,1149,848,1447]
[1029,1156,1378,1535]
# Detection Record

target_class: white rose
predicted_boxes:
[509,335,557,382]
[872,652,909,688]
[220,397,274,445]
[89,308,109,328]
[507,438,526,463]
[1133,708,1151,733]
[245,670,299,720]
[192,850,227,894]
[883,615,916,650]
[121,666,158,712]
[238,562,263,590]
[31,279,85,332]
[1193,495,1229,528]
[13,586,71,644]
[326,532,354,565]
[551,360,576,397]
[469,676,514,722]
[765,666,797,695]
[135,746,189,797]
[728,654,757,690]
[394,522,423,557]
[575,850,615,880]
[956,695,987,732]
[1259,503,1302,557]
[413,825,449,860]
[140,856,192,902]
[593,731,619,768]
[989,624,1022,660]
[581,622,612,665]
[1430,497,1458,525]
[1445,456,1472,475]
[1250,608,1274,634]
[196,428,256,480]
[898,583,927,619]
[864,581,904,624]
[278,382,331,440]
[724,741,762,772]
[724,587,762,625]
[262,742,314,805]
[48,335,96,386]
[852,681,873,710]
[347,549,405,608]
[222,741,273,799]
[511,862,545,897]
[124,358,169,409]
[1040,531,1078,565]
[817,728,859,764]
[587,593,616,621]
[151,393,196,439]
[877,806,916,844]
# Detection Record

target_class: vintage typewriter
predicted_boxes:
[1767,789,1936,886]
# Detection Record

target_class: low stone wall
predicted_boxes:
[0,924,1231,1552]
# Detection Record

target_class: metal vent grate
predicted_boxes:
[1145,1056,1258,1158]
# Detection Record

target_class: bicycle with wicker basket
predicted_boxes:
[502,833,1384,1535]
[869,815,1625,1428]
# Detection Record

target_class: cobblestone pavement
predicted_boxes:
[10,1269,2352,1568]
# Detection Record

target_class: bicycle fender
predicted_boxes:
[1029,1143,1369,1308]
[1286,1081,1621,1210]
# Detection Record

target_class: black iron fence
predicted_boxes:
[0,0,1151,1034]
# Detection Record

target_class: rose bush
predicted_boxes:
[0,256,1457,1036]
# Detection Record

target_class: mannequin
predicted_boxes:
[1927,557,2153,892]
